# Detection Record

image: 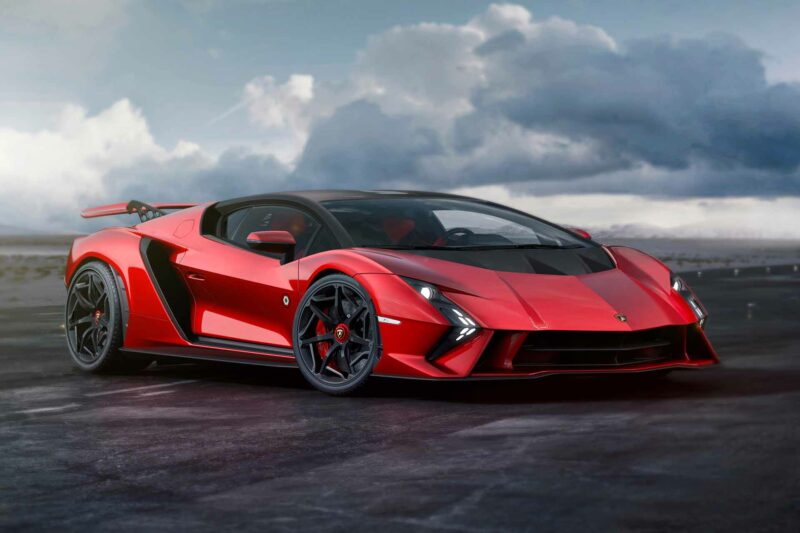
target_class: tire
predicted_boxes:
[292,274,381,395]
[65,261,151,373]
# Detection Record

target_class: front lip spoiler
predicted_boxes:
[374,359,718,381]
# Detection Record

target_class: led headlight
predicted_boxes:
[407,280,436,300]
[670,273,707,327]
[402,277,480,360]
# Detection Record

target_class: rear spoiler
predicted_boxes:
[81,200,198,222]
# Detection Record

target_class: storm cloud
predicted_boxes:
[286,5,800,195]
[2,3,800,232]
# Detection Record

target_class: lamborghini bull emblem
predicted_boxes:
[334,325,348,342]
[615,313,628,323]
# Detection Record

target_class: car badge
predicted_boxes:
[615,313,628,323]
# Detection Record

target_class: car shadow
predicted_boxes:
[143,360,800,406]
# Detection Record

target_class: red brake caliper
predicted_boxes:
[315,311,332,360]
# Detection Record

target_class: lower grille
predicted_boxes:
[513,326,683,368]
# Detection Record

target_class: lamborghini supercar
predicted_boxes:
[64,191,718,394]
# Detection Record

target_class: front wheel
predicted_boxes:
[293,274,381,395]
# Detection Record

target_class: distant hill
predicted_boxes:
[0,225,81,246]
[590,223,800,241]
[0,224,38,235]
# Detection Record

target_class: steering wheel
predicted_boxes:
[444,227,475,245]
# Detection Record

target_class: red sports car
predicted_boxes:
[65,191,718,394]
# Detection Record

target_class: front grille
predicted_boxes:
[513,326,683,368]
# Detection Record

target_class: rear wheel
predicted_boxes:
[293,274,380,395]
[65,261,151,373]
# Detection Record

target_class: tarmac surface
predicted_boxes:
[1,266,799,531]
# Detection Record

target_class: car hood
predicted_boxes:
[353,247,689,331]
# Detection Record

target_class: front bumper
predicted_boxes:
[373,323,718,380]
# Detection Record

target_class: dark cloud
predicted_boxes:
[471,34,792,174]
[293,101,442,189]
[128,14,800,199]
[12,3,800,235]
[76,148,290,231]
[106,148,288,203]
[278,11,800,197]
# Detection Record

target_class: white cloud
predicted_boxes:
[0,95,299,231]
[244,74,314,129]
[352,22,483,119]
[468,3,532,36]
[237,74,317,163]
[0,100,165,206]
[453,185,800,239]
[2,3,799,237]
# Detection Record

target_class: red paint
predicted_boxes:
[81,202,198,219]
[65,198,719,381]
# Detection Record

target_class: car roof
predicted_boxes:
[217,189,470,207]
[211,190,482,248]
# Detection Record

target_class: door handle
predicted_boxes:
[186,272,206,282]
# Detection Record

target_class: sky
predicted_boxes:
[1,0,800,236]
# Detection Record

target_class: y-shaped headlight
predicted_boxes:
[671,273,707,327]
[402,277,480,360]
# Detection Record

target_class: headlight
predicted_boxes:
[402,277,480,360]
[670,273,707,327]
[405,278,437,300]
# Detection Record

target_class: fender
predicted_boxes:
[66,228,187,348]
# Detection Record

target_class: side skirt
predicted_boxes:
[121,345,297,369]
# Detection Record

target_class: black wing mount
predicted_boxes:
[81,201,198,220]
[126,200,165,223]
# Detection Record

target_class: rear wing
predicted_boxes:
[81,200,198,222]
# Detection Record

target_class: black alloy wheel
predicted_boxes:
[66,268,110,364]
[65,261,150,372]
[293,274,380,395]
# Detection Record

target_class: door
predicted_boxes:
[178,204,320,348]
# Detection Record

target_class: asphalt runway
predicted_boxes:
[1,267,799,532]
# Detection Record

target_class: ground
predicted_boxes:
[0,241,799,531]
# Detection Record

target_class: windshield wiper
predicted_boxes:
[492,243,582,250]
[360,245,446,250]
[360,243,582,251]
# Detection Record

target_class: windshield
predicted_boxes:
[322,197,588,250]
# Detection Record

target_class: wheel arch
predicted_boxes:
[68,255,130,341]
[308,268,346,286]
[298,249,391,298]
[66,229,144,340]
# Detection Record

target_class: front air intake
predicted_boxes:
[513,326,684,368]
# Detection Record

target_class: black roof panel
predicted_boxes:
[216,189,468,207]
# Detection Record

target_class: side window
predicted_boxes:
[304,226,338,257]
[223,207,250,241]
[221,205,319,258]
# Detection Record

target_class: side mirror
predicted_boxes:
[567,227,592,240]
[246,230,296,263]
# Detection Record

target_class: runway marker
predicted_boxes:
[16,403,80,415]
[85,380,198,397]
[138,390,176,397]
